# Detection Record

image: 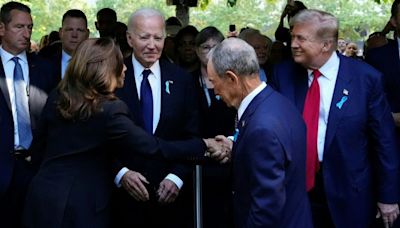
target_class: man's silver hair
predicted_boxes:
[290,9,338,49]
[209,38,259,78]
[127,8,166,36]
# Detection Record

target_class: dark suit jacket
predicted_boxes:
[232,85,312,228]
[270,55,400,227]
[114,56,200,194]
[192,69,236,138]
[22,92,206,228]
[0,53,58,197]
[365,39,400,112]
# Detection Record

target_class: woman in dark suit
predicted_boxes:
[22,38,211,228]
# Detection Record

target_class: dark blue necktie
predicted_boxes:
[12,57,32,149]
[140,69,153,134]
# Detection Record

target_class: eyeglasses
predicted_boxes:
[199,45,216,53]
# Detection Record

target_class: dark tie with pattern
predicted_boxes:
[303,69,322,191]
[12,57,32,149]
[140,69,153,134]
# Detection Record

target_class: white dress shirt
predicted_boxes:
[306,52,340,161]
[114,55,183,189]
[61,50,71,79]
[0,47,30,149]
[238,82,267,121]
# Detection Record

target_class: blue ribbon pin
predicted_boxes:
[233,128,239,142]
[336,96,348,109]
[165,80,173,94]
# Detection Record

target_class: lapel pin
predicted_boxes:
[233,128,239,142]
[165,80,173,94]
[336,96,348,109]
[343,89,349,96]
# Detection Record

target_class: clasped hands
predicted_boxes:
[203,135,232,164]
[121,171,179,203]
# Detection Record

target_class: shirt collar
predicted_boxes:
[131,55,161,80]
[307,51,339,81]
[0,46,28,65]
[238,81,267,120]
[61,50,71,63]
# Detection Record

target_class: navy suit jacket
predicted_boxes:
[0,53,58,197]
[232,85,312,228]
[22,93,206,228]
[271,55,400,227]
[114,56,200,192]
[365,39,400,112]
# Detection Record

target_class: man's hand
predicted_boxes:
[392,113,400,127]
[203,138,231,163]
[121,170,150,202]
[157,179,179,204]
[215,135,233,163]
[376,202,399,228]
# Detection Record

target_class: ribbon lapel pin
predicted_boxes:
[336,89,349,109]
[165,80,173,94]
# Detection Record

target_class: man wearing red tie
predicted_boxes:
[271,9,400,228]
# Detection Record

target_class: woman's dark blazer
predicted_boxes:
[22,92,206,228]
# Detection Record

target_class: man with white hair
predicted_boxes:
[111,8,200,227]
[208,38,312,227]
[271,9,400,228]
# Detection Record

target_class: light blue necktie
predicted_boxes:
[12,57,32,149]
[140,69,153,134]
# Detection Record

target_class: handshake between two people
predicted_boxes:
[203,135,233,164]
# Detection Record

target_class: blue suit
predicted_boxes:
[365,40,400,112]
[232,85,312,228]
[0,53,58,227]
[112,57,200,227]
[271,55,400,227]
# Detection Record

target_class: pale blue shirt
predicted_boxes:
[0,47,30,149]
[61,50,71,79]
[306,52,340,161]
[114,56,183,189]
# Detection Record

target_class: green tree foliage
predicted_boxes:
[0,0,394,43]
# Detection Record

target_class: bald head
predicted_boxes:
[127,8,165,35]
[209,38,259,78]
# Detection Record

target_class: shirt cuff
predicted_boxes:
[165,173,183,189]
[114,167,130,187]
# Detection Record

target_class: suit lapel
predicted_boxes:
[156,59,173,135]
[27,53,36,107]
[235,86,273,145]
[324,56,353,152]
[122,57,142,123]
[0,57,11,111]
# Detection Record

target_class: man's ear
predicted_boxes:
[0,22,5,37]
[225,70,239,84]
[321,40,333,52]
[85,29,90,39]
[95,21,99,30]
[126,32,134,48]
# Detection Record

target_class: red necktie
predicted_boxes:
[303,69,321,192]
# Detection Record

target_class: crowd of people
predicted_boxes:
[0,0,400,227]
